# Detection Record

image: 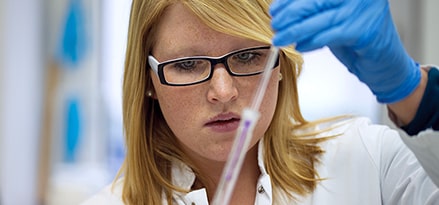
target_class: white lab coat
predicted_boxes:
[81,117,439,204]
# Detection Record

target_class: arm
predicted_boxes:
[270,0,437,135]
[389,67,439,135]
[387,67,428,126]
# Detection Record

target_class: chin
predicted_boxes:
[198,144,234,163]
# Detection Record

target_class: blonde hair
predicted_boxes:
[120,0,330,204]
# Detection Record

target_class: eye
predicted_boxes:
[166,59,209,74]
[231,50,263,65]
[175,60,197,70]
[235,52,256,62]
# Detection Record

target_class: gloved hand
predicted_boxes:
[270,0,421,103]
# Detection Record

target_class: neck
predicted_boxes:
[191,145,261,203]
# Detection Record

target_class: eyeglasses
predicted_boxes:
[148,46,279,86]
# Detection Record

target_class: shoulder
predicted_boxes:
[80,178,124,205]
[318,117,406,168]
[324,116,402,148]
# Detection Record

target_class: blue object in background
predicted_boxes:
[57,0,88,163]
[57,0,87,67]
[64,98,82,162]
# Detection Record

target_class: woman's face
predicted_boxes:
[150,3,280,163]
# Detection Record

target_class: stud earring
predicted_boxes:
[278,73,283,81]
[146,90,153,97]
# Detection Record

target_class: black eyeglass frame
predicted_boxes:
[148,46,279,86]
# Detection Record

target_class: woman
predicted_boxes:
[83,0,439,204]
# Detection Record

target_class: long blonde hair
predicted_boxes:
[121,0,329,204]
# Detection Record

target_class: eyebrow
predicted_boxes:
[152,46,207,62]
[164,49,205,60]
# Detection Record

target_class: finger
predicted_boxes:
[271,0,343,31]
[273,7,344,47]
[296,22,356,52]
[329,46,357,70]
[269,0,292,16]
[295,26,346,52]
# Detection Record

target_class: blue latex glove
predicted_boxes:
[270,0,421,103]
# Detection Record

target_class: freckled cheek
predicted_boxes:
[157,89,198,117]
[162,100,192,126]
[154,88,202,136]
[150,74,194,124]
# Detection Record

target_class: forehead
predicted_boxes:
[153,3,260,59]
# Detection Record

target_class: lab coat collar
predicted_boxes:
[170,139,273,203]
[257,138,273,201]
[171,159,196,191]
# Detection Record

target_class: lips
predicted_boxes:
[205,112,241,132]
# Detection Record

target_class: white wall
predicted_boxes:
[299,48,381,123]
[423,0,439,65]
[0,0,4,200]
[0,0,44,205]
[389,0,423,62]
[390,0,439,65]
[100,0,132,176]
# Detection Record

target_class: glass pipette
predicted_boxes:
[211,46,280,205]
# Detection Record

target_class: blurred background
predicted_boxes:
[0,0,437,204]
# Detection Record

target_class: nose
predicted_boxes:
[207,64,238,104]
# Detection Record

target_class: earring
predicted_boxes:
[146,90,153,97]
[278,73,283,81]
